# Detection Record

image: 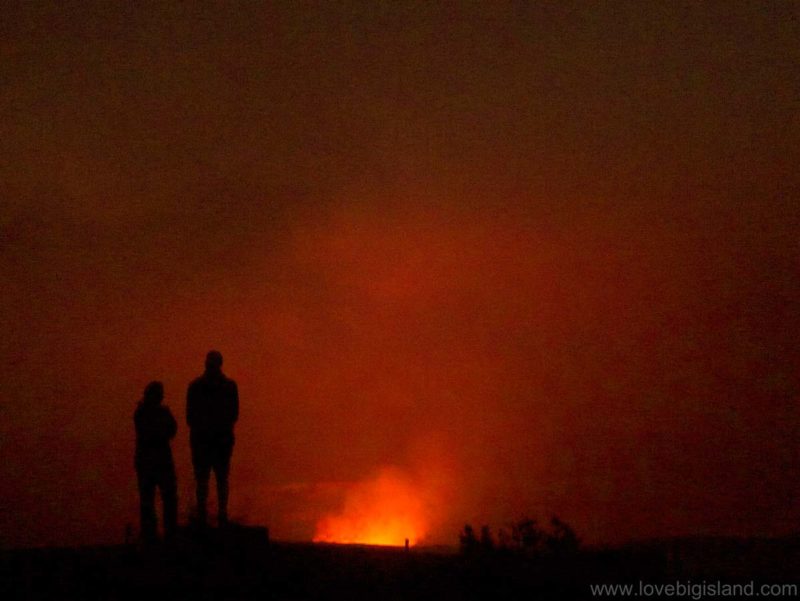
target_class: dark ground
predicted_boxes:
[3,526,800,600]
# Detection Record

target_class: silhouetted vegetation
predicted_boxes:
[460,515,581,558]
[459,524,479,556]
[512,517,542,553]
[480,525,495,553]
[546,516,580,556]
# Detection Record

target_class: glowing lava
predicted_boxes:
[313,468,429,546]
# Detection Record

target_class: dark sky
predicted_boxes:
[1,1,799,548]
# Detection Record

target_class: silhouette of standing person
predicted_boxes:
[134,381,178,542]
[187,350,239,526]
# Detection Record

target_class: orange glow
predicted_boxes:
[313,468,429,546]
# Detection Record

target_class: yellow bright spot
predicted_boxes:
[313,468,428,546]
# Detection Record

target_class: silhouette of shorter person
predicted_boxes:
[134,381,178,542]
[187,350,239,526]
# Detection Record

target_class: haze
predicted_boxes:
[1,1,798,548]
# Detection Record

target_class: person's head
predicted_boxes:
[142,381,164,405]
[205,350,223,375]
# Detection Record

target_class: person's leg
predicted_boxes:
[191,443,211,525]
[159,464,178,539]
[213,445,232,526]
[137,469,157,542]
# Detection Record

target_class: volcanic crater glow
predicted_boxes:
[313,468,428,546]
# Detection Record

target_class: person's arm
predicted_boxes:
[166,407,178,440]
[135,406,156,444]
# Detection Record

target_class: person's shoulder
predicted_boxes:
[188,376,205,390]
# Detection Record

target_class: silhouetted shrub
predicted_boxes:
[511,518,543,554]
[460,516,581,558]
[497,527,512,550]
[479,525,494,552]
[544,515,580,556]
[460,524,478,556]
